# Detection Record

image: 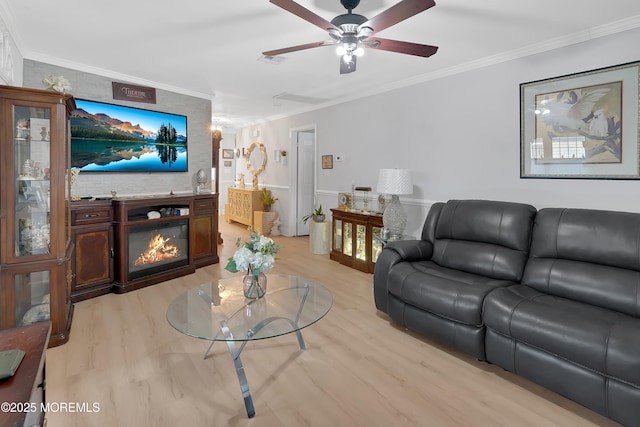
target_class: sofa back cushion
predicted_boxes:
[424,200,536,282]
[524,208,640,316]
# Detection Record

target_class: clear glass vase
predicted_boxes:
[243,268,267,299]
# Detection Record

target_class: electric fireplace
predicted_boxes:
[127,219,189,280]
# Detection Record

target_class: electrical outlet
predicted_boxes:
[335,154,345,162]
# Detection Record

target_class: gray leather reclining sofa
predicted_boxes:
[373,199,640,426]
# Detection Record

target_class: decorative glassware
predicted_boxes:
[243,267,267,299]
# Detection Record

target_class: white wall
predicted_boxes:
[239,27,640,237]
[0,11,22,86]
[22,60,212,198]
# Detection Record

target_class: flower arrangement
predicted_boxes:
[225,229,281,277]
[42,75,72,93]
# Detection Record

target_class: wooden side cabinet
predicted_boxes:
[226,188,264,229]
[193,193,219,268]
[330,208,384,273]
[70,200,114,302]
[0,322,50,427]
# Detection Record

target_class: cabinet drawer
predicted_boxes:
[72,207,113,225]
[194,198,216,214]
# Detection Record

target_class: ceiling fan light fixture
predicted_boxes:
[328,28,343,41]
[266,0,439,74]
[357,26,373,39]
[342,53,354,64]
[337,40,358,56]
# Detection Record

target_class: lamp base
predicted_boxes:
[382,194,406,239]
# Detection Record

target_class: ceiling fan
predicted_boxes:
[263,0,439,74]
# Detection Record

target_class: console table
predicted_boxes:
[330,208,384,273]
[69,193,219,296]
[226,188,264,229]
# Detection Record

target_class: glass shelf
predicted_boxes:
[13,107,52,258]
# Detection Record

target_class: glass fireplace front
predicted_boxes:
[128,219,189,280]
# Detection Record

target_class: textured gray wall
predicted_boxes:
[23,60,212,198]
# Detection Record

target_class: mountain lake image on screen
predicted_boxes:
[70,99,188,172]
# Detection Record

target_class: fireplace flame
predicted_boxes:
[134,233,179,266]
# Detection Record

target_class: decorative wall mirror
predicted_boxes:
[246,142,267,176]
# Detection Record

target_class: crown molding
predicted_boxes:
[261,15,640,125]
[23,52,215,101]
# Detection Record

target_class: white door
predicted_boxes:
[295,130,315,236]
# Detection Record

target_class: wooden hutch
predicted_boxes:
[0,85,76,347]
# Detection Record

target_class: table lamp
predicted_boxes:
[376,168,413,238]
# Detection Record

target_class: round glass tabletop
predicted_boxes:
[167,274,333,342]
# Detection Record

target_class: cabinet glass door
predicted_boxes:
[15,271,50,327]
[343,222,353,256]
[372,226,383,263]
[355,224,366,261]
[13,105,52,258]
[333,219,342,252]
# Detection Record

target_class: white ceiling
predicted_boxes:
[3,0,640,130]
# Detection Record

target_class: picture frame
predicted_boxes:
[520,60,640,179]
[222,149,235,159]
[224,160,232,167]
[322,154,333,169]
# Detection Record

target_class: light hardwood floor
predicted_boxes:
[45,219,619,427]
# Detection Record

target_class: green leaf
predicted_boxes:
[224,258,239,273]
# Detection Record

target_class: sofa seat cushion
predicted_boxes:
[484,285,640,386]
[388,260,516,326]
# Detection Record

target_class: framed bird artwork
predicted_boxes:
[520,60,640,179]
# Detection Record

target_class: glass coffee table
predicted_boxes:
[166,274,332,418]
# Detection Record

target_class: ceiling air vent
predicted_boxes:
[273,93,329,105]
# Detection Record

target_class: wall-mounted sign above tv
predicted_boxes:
[71,99,188,172]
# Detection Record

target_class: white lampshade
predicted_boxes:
[376,169,413,195]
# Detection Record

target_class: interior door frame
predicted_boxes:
[288,124,317,236]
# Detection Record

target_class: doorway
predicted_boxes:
[291,127,316,236]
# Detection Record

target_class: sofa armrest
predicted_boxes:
[373,239,433,313]
[385,239,433,261]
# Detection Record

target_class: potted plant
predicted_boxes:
[260,188,278,211]
[302,205,325,224]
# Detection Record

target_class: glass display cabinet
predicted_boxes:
[0,85,76,346]
[330,208,384,273]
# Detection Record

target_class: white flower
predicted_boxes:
[225,230,280,275]
[232,246,254,272]
[42,75,72,93]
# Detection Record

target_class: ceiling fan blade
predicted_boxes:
[366,37,438,58]
[340,55,357,74]
[361,0,436,35]
[263,41,335,57]
[270,0,340,32]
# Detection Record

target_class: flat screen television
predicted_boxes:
[70,99,188,172]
